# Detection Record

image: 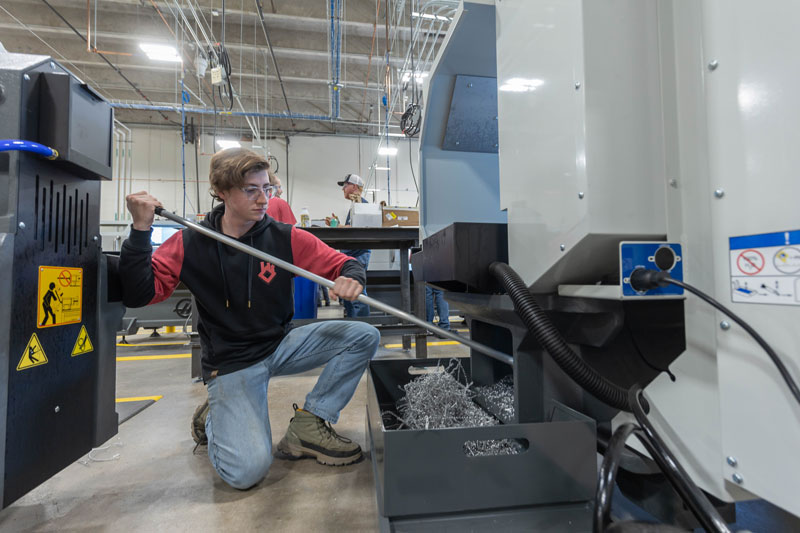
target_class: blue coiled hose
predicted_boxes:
[0,139,59,159]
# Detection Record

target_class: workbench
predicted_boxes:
[298,226,428,357]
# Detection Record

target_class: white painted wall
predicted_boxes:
[102,126,421,228]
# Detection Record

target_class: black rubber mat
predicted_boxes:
[116,400,156,425]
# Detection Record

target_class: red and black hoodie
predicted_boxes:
[120,204,364,381]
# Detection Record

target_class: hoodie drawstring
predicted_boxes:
[216,241,231,308]
[247,236,253,309]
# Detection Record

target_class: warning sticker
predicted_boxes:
[37,266,82,328]
[71,325,94,357]
[729,230,800,306]
[17,332,48,371]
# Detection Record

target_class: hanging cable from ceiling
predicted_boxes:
[255,0,296,128]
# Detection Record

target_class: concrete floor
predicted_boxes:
[0,307,469,532]
[3,305,798,532]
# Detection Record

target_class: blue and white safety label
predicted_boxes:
[729,230,800,306]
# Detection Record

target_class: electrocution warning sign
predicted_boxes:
[729,230,800,306]
[37,266,83,328]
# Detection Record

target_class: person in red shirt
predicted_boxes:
[266,171,296,224]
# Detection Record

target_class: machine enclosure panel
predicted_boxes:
[0,55,115,508]
[496,0,667,291]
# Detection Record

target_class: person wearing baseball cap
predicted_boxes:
[328,173,371,317]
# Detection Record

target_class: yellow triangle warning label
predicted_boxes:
[18,333,48,371]
[71,325,94,357]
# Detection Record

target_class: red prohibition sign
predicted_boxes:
[736,249,765,275]
[57,269,72,287]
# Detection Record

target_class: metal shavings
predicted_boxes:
[385,359,523,457]
[475,374,515,421]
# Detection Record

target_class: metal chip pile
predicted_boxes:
[388,359,523,457]
[475,374,515,421]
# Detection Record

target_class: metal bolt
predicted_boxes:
[455,141,460,146]
[732,473,743,484]
[714,188,725,198]
[494,143,498,148]
[92,235,99,242]
[726,456,738,467]
[575,82,581,90]
[23,74,30,81]
[54,406,60,413]
[668,178,678,188]
[560,244,566,252]
[18,221,25,230]
[708,60,719,71]
[578,192,585,199]
[467,83,473,88]
[720,321,731,330]
[50,61,56,69]
[494,116,498,120]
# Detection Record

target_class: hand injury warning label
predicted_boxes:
[37,266,83,328]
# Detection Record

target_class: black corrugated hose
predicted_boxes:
[490,262,632,411]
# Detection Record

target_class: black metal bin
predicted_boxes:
[367,358,597,519]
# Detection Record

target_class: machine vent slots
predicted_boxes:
[32,178,88,255]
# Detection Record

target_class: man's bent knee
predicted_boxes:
[217,452,272,490]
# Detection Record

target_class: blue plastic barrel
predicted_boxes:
[293,277,318,319]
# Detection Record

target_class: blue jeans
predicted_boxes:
[341,250,371,318]
[425,286,450,330]
[205,320,379,489]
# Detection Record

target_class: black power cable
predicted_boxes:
[215,0,234,111]
[491,262,635,411]
[400,103,421,137]
[630,268,800,408]
[408,135,419,207]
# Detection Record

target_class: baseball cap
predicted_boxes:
[337,173,364,188]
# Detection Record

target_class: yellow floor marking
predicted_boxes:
[117,353,191,361]
[117,341,188,347]
[116,396,163,403]
[383,340,462,349]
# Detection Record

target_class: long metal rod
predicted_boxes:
[154,207,513,366]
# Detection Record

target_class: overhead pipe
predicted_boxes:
[113,128,121,220]
[110,102,331,121]
[114,119,132,221]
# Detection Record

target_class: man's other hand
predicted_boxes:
[330,276,363,301]
[126,191,163,231]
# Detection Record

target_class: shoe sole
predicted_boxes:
[276,437,361,466]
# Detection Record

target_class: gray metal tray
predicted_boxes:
[367,358,597,519]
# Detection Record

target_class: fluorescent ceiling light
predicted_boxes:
[140,43,181,62]
[499,77,544,93]
[401,71,429,83]
[375,166,391,170]
[216,139,241,149]
[378,147,398,156]
[386,133,406,138]
[412,11,451,22]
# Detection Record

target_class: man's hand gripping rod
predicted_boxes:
[155,207,513,366]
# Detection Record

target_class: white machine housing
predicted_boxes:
[488,0,800,517]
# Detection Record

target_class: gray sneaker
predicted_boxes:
[276,404,362,466]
